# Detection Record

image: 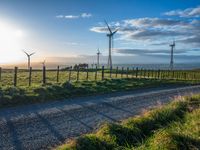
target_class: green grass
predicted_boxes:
[0,77,195,108]
[56,95,200,150]
[0,69,200,87]
[0,69,200,108]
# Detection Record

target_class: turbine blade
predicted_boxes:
[104,20,112,33]
[22,50,29,56]
[30,52,35,56]
[112,29,118,35]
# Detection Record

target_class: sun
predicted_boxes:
[0,21,25,63]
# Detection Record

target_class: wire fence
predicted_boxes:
[0,66,200,87]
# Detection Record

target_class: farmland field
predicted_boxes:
[0,67,200,108]
[1,67,200,87]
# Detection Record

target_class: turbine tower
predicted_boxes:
[169,41,175,70]
[41,59,46,67]
[23,50,35,69]
[97,48,101,68]
[105,20,118,69]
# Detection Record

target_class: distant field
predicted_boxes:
[57,94,200,150]
[0,67,200,108]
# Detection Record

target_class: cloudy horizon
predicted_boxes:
[0,0,199,65]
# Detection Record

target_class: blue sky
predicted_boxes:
[0,0,199,65]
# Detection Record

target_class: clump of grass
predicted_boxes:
[94,99,188,147]
[59,134,115,150]
[138,108,200,150]
[57,95,200,150]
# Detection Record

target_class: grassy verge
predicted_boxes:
[56,94,200,150]
[0,78,198,109]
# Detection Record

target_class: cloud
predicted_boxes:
[64,15,79,19]
[126,29,187,40]
[90,27,108,33]
[177,36,200,46]
[56,15,64,18]
[114,48,187,55]
[56,13,92,19]
[124,18,186,27]
[81,13,92,18]
[164,6,200,17]
[65,42,79,45]
[90,16,200,46]
[114,48,200,57]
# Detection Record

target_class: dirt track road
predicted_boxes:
[1,85,200,150]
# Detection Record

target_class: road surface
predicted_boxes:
[1,85,200,150]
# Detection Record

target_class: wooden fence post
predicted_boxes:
[68,67,72,82]
[172,71,175,79]
[29,67,32,86]
[168,70,170,79]
[95,66,97,80]
[42,66,46,84]
[110,67,112,78]
[0,67,1,81]
[14,67,18,86]
[184,72,187,80]
[150,69,153,79]
[139,68,142,78]
[132,68,134,78]
[102,66,104,80]
[77,67,80,81]
[136,67,138,78]
[56,66,59,82]
[86,66,89,80]
[126,67,129,78]
[158,69,160,79]
[162,70,164,79]
[144,69,146,78]
[116,66,118,78]
[121,67,124,78]
[155,69,158,79]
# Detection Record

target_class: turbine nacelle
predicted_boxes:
[104,20,118,35]
[169,40,175,47]
[22,50,35,57]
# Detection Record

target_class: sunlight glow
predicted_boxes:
[0,21,25,63]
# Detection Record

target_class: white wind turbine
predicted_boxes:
[23,50,35,69]
[169,40,175,70]
[96,48,101,68]
[104,20,118,69]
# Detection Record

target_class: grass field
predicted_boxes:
[57,94,200,150]
[0,68,200,87]
[0,68,200,108]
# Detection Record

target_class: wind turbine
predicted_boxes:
[169,40,175,70]
[23,50,35,69]
[105,20,118,69]
[97,48,101,68]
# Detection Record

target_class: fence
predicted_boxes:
[0,66,199,87]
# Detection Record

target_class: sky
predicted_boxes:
[0,0,199,66]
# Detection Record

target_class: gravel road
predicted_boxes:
[1,85,200,150]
